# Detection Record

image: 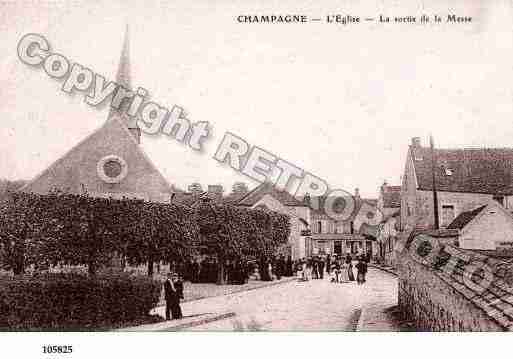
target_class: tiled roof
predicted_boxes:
[411,146,513,195]
[447,205,487,230]
[402,233,513,330]
[236,182,307,207]
[309,196,377,223]
[437,247,513,330]
[309,196,373,213]
[383,186,401,208]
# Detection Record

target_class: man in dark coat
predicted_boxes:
[355,257,368,285]
[318,256,325,279]
[286,256,293,276]
[164,272,183,320]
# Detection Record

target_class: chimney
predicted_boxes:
[303,192,311,207]
[207,184,224,201]
[411,137,421,148]
[381,180,388,194]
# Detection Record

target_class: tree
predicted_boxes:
[0,192,198,276]
[192,198,290,284]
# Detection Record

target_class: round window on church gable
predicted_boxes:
[103,160,123,178]
[97,155,128,184]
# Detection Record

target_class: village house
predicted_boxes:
[20,31,174,203]
[236,183,381,260]
[376,182,401,266]
[400,137,513,232]
[447,201,513,251]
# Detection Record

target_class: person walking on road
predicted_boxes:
[331,257,341,283]
[339,258,349,283]
[312,257,319,279]
[346,254,355,282]
[356,257,368,285]
[164,272,183,320]
[318,256,325,279]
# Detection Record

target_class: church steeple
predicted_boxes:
[115,25,131,89]
[108,25,141,144]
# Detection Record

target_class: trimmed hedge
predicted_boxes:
[0,191,198,275]
[0,273,161,330]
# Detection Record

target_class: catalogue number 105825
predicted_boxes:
[42,345,73,354]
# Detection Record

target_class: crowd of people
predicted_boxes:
[294,253,370,285]
[173,255,296,285]
[163,252,371,321]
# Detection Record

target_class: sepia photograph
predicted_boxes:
[1,0,512,357]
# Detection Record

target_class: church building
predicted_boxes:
[21,30,173,203]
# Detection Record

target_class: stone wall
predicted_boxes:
[397,232,513,331]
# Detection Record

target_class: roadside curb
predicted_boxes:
[156,277,297,306]
[157,312,236,331]
[116,312,236,332]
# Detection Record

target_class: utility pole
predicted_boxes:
[430,135,440,230]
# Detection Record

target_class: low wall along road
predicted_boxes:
[397,231,513,331]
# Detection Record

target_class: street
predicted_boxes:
[158,268,397,331]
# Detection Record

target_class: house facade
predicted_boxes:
[447,202,513,251]
[236,184,381,260]
[401,137,513,232]
[237,182,310,260]
[376,182,401,266]
[309,194,381,258]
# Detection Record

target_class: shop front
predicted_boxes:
[309,233,377,257]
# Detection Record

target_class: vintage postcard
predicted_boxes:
[1,0,511,354]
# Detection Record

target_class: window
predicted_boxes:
[96,155,128,184]
[493,195,505,206]
[350,221,354,234]
[441,205,455,227]
[317,221,322,234]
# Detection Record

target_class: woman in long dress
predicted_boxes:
[346,255,355,282]
[339,260,349,283]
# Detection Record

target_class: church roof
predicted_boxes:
[21,28,173,202]
[20,117,172,201]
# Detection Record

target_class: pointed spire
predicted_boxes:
[115,24,131,89]
[108,25,141,143]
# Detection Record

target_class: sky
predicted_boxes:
[1,0,512,198]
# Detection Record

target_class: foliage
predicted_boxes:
[0,273,160,330]
[0,191,288,278]
[193,199,290,262]
[0,191,198,275]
